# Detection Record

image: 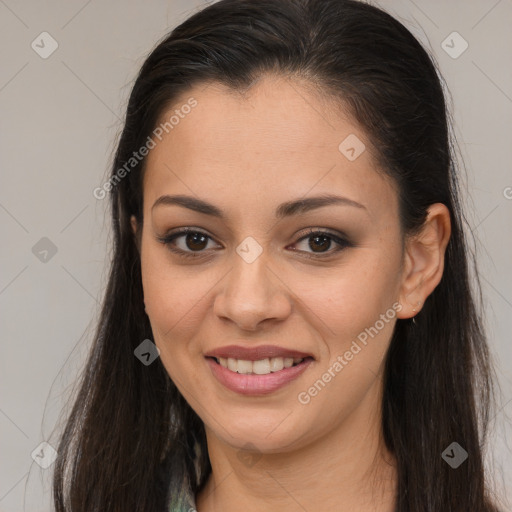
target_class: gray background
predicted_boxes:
[1,0,511,510]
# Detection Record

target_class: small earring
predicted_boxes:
[412,300,421,313]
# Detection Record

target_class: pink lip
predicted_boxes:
[206,356,314,396]
[204,344,314,361]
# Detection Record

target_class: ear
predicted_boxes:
[397,203,451,319]
[131,215,141,253]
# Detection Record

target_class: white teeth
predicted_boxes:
[215,356,305,375]
[237,359,253,374]
[252,358,270,375]
[269,357,284,372]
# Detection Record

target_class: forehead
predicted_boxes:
[149,76,355,165]
[142,75,397,222]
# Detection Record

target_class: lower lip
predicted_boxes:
[206,357,313,395]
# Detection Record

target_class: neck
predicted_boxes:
[196,380,397,512]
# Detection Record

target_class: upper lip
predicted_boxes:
[204,344,314,361]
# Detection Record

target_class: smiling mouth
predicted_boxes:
[208,356,312,375]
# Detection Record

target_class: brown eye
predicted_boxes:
[157,228,218,258]
[158,227,351,260]
[183,232,209,251]
[291,229,352,258]
[308,233,332,253]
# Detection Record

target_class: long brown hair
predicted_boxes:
[52,0,501,510]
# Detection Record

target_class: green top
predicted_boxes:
[168,484,197,511]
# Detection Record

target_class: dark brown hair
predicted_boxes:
[52,0,501,510]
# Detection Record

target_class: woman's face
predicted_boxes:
[134,75,409,453]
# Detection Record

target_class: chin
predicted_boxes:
[204,407,315,453]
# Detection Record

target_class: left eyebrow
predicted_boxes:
[151,193,367,219]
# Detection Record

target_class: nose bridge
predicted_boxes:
[213,236,291,329]
[227,237,274,305]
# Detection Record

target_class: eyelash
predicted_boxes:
[156,227,352,260]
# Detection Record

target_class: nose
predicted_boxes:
[213,253,292,331]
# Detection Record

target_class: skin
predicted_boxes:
[131,74,451,511]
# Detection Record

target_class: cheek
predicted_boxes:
[296,251,401,343]
[139,247,209,363]
[288,265,400,438]
[140,235,213,319]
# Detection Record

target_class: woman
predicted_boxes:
[52,0,502,510]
